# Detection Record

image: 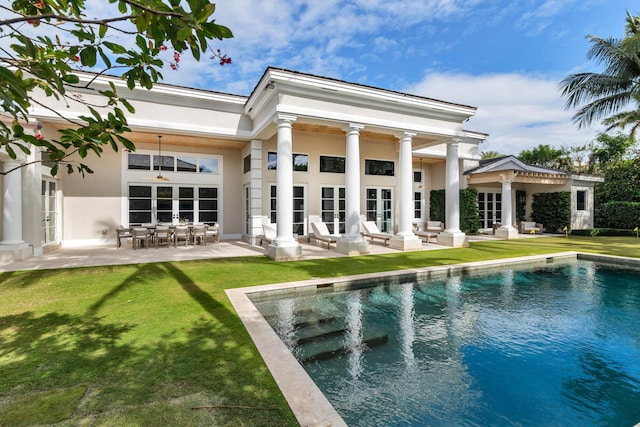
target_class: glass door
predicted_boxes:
[478,191,502,230]
[321,186,345,234]
[128,184,218,225]
[365,187,393,232]
[41,179,57,245]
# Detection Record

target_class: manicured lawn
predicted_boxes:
[1,236,639,425]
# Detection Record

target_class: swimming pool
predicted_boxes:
[244,254,640,426]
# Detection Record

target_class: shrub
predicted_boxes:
[597,201,640,229]
[570,228,637,237]
[429,189,480,234]
[532,192,570,233]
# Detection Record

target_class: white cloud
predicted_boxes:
[405,72,601,155]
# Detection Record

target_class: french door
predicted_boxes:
[321,186,345,235]
[41,179,58,245]
[365,187,393,232]
[128,184,218,225]
[478,191,502,230]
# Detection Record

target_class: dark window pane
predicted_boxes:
[243,154,251,174]
[577,190,586,210]
[157,212,172,223]
[365,159,394,176]
[200,212,217,223]
[177,157,197,172]
[322,187,334,198]
[129,212,152,223]
[267,152,277,170]
[293,186,304,197]
[129,199,151,210]
[200,200,216,210]
[154,155,174,171]
[129,186,151,198]
[320,156,345,173]
[179,201,194,210]
[128,154,150,170]
[414,171,422,183]
[199,187,217,198]
[157,186,172,198]
[179,187,194,198]
[157,200,172,210]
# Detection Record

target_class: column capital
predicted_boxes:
[396,131,416,141]
[273,113,297,125]
[343,123,365,134]
[499,172,516,183]
[1,159,24,174]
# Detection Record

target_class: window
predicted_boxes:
[243,154,251,174]
[320,156,345,173]
[269,185,305,234]
[128,185,152,224]
[365,159,394,176]
[127,152,218,174]
[199,187,218,224]
[414,191,422,220]
[267,152,277,170]
[414,171,422,183]
[577,190,586,211]
[199,158,218,174]
[154,154,175,171]
[176,156,197,172]
[128,153,150,170]
[267,152,309,171]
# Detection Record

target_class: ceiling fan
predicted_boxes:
[145,135,170,181]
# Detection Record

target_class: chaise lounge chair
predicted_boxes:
[518,221,543,234]
[260,223,277,246]
[361,221,393,246]
[414,220,443,244]
[310,222,338,249]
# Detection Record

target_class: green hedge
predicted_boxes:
[532,192,570,233]
[429,188,480,234]
[570,228,638,237]
[596,201,640,229]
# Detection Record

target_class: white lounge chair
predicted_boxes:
[310,222,337,249]
[261,223,277,246]
[361,221,393,246]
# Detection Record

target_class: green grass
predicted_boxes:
[1,236,639,426]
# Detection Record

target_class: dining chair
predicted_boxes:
[131,227,151,250]
[173,225,191,246]
[154,226,172,248]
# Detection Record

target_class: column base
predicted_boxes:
[495,226,518,239]
[389,234,422,251]
[336,236,370,256]
[266,241,302,261]
[438,231,468,248]
[0,242,32,264]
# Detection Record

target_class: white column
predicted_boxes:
[249,140,263,245]
[266,114,302,261]
[337,124,369,255]
[390,132,421,250]
[1,160,25,245]
[345,124,364,238]
[495,174,518,239]
[438,136,468,247]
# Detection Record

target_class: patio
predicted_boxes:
[0,233,518,273]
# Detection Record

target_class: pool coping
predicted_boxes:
[225,252,640,426]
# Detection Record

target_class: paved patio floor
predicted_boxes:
[0,234,515,273]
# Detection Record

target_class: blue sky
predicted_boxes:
[163,0,634,155]
[5,1,637,155]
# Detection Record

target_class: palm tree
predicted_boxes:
[480,150,504,160]
[560,11,640,131]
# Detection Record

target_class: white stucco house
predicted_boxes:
[0,67,601,263]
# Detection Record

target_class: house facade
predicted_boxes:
[0,67,599,263]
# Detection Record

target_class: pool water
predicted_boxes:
[251,260,640,426]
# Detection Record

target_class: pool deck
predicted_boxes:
[0,233,519,272]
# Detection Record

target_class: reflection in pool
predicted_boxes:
[251,260,640,426]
